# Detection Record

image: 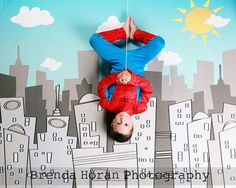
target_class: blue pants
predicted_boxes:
[89,33,165,76]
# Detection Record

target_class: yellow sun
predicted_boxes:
[174,0,223,44]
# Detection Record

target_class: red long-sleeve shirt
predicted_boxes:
[98,70,152,115]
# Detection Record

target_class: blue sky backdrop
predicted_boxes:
[0,0,236,87]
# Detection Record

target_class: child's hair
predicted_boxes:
[109,124,134,143]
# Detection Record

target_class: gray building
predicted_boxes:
[223,48,236,96]
[9,46,29,98]
[0,74,16,98]
[36,71,54,115]
[193,60,214,112]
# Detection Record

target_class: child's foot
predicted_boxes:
[123,16,131,38]
[130,17,138,40]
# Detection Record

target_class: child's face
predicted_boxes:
[117,70,131,84]
[112,112,133,135]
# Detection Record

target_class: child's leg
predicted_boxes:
[128,29,165,76]
[89,28,127,72]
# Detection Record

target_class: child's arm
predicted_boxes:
[130,75,153,114]
[97,73,118,108]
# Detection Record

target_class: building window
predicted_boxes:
[94,141,98,146]
[25,117,30,126]
[185,103,189,108]
[137,132,142,136]
[140,124,145,129]
[0,166,3,173]
[40,133,46,141]
[83,133,87,137]
[204,123,209,131]
[194,134,202,138]
[177,114,182,118]
[19,168,23,173]
[146,124,150,128]
[217,169,223,174]
[147,136,151,141]
[19,144,24,149]
[67,150,72,155]
[178,152,183,162]
[231,114,235,119]
[67,145,71,149]
[177,109,182,113]
[13,152,19,163]
[53,138,57,141]
[83,141,88,145]
[41,165,46,171]
[34,152,38,157]
[195,163,200,168]
[81,113,85,117]
[68,139,73,144]
[186,114,191,118]
[91,122,97,132]
[230,176,236,181]
[6,134,12,142]
[217,114,223,123]
[48,180,52,185]
[227,165,231,169]
[194,158,199,162]
[150,100,154,107]
[135,116,140,120]
[180,122,184,125]
[175,122,179,125]
[7,165,12,170]
[82,127,87,131]
[58,137,62,141]
[97,104,102,111]
[146,120,151,124]
[180,179,185,183]
[230,149,236,159]
[173,164,177,169]
[12,117,17,122]
[203,152,208,162]
[193,144,197,148]
[53,133,57,137]
[81,118,86,122]
[171,133,176,141]
[135,137,139,141]
[15,180,19,185]
[10,172,14,176]
[64,178,69,183]
[193,149,198,153]
[47,152,52,163]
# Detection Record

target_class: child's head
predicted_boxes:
[116,70,131,84]
[110,111,134,142]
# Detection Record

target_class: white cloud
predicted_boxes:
[158,50,182,66]
[204,14,230,28]
[11,6,55,28]
[96,16,124,33]
[40,58,62,71]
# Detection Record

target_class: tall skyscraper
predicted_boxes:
[223,48,236,96]
[9,46,29,98]
[193,60,214,112]
[36,71,54,115]
[210,64,236,114]
[77,50,99,95]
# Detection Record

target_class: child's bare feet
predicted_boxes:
[130,17,138,40]
[123,16,131,38]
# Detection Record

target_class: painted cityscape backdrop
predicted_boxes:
[1,0,236,187]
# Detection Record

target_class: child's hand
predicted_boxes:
[116,70,131,84]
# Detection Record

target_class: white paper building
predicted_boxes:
[187,112,211,188]
[74,94,107,151]
[72,144,138,188]
[0,98,36,188]
[208,113,225,188]
[130,97,157,188]
[219,122,236,187]
[169,100,192,187]
[30,115,77,188]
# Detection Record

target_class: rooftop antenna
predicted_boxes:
[52,85,61,116]
[16,45,22,65]
[218,64,224,84]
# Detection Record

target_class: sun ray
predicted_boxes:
[211,29,220,37]
[204,0,211,8]
[181,27,187,32]
[177,8,187,15]
[191,34,196,40]
[190,0,196,8]
[174,18,183,23]
[213,6,223,13]
[202,35,207,44]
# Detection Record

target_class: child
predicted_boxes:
[90,17,165,142]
